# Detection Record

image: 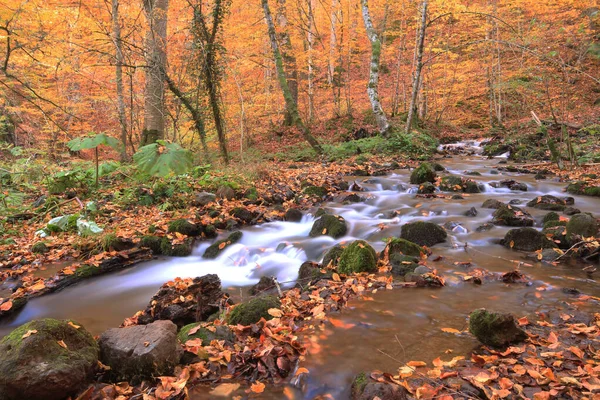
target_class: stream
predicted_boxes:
[1,140,599,399]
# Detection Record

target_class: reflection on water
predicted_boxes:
[1,146,598,399]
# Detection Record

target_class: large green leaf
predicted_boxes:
[67,133,122,151]
[133,140,194,177]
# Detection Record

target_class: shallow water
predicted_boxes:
[1,145,599,399]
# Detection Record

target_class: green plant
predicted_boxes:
[133,140,193,178]
[67,133,123,187]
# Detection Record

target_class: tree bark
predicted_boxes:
[307,0,315,123]
[111,0,128,160]
[405,0,427,134]
[141,0,168,145]
[276,0,298,126]
[262,0,322,154]
[361,0,389,135]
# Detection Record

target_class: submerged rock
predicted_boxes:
[563,206,581,216]
[249,276,277,295]
[338,240,378,274]
[203,231,243,258]
[136,274,224,327]
[351,372,410,400]
[526,195,567,211]
[482,199,505,209]
[464,207,478,217]
[400,221,447,247]
[226,296,281,326]
[469,309,527,348]
[309,214,347,239]
[0,319,98,400]
[492,205,534,227]
[99,320,182,381]
[490,179,527,191]
[501,227,557,252]
[409,163,437,184]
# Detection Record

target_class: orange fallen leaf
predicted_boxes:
[295,367,309,376]
[22,329,37,339]
[441,327,461,334]
[268,308,283,318]
[57,340,68,349]
[67,321,81,329]
[0,300,12,312]
[250,381,265,394]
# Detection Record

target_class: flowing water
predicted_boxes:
[1,141,599,399]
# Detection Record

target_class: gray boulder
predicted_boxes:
[501,227,557,252]
[193,192,216,206]
[99,320,183,380]
[469,309,527,348]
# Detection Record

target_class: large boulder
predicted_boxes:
[469,309,527,348]
[309,215,347,239]
[136,274,224,327]
[99,320,182,380]
[400,221,447,247]
[338,240,378,274]
[203,231,243,259]
[0,319,98,400]
[409,163,436,184]
[566,213,599,243]
[226,296,281,326]
[501,227,557,252]
[351,372,409,400]
[492,205,534,227]
[526,195,567,211]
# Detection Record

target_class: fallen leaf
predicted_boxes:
[22,329,37,339]
[0,300,12,312]
[57,340,68,349]
[250,381,265,394]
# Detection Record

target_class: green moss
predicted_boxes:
[542,212,560,224]
[177,323,234,345]
[101,233,119,252]
[322,245,344,267]
[168,219,202,236]
[75,264,100,279]
[31,241,49,254]
[385,238,424,257]
[469,309,527,348]
[140,235,165,254]
[543,220,566,230]
[352,372,368,394]
[309,215,347,239]
[409,163,436,184]
[338,240,377,274]
[566,213,599,242]
[303,186,328,197]
[439,176,463,192]
[244,187,259,201]
[203,231,243,259]
[400,221,447,247]
[227,296,281,326]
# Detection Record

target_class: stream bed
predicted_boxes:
[1,142,599,398]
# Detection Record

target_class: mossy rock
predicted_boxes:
[338,240,377,274]
[203,231,243,259]
[542,212,560,224]
[543,220,566,230]
[469,309,527,348]
[168,219,203,237]
[32,241,49,254]
[431,163,446,172]
[0,318,98,400]
[140,235,166,254]
[231,207,256,223]
[566,181,600,197]
[501,227,557,252]
[439,176,481,193]
[309,215,347,239]
[351,372,369,398]
[526,195,566,211]
[226,296,281,326]
[244,187,259,201]
[384,238,424,258]
[297,261,331,287]
[409,163,436,184]
[400,221,447,247]
[390,255,420,276]
[492,205,533,227]
[542,225,569,249]
[303,185,328,198]
[416,182,435,194]
[482,199,505,209]
[323,245,344,267]
[566,213,599,243]
[177,323,234,345]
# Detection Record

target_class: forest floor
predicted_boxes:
[1,125,600,399]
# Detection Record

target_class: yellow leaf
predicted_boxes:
[509,240,515,249]
[295,367,309,376]
[68,321,81,329]
[406,361,427,367]
[57,340,68,349]
[332,273,341,281]
[22,329,37,339]
[267,308,283,318]
[250,381,265,394]
[322,228,327,234]
[441,327,461,334]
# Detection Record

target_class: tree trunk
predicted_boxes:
[276,0,298,126]
[111,0,128,160]
[361,0,389,135]
[262,0,323,154]
[405,0,427,134]
[141,0,168,146]
[307,0,315,123]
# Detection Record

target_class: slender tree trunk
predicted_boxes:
[262,0,322,154]
[111,0,128,160]
[307,0,315,123]
[205,49,229,163]
[141,0,168,145]
[405,0,427,134]
[276,0,298,126]
[327,0,341,115]
[361,0,389,135]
